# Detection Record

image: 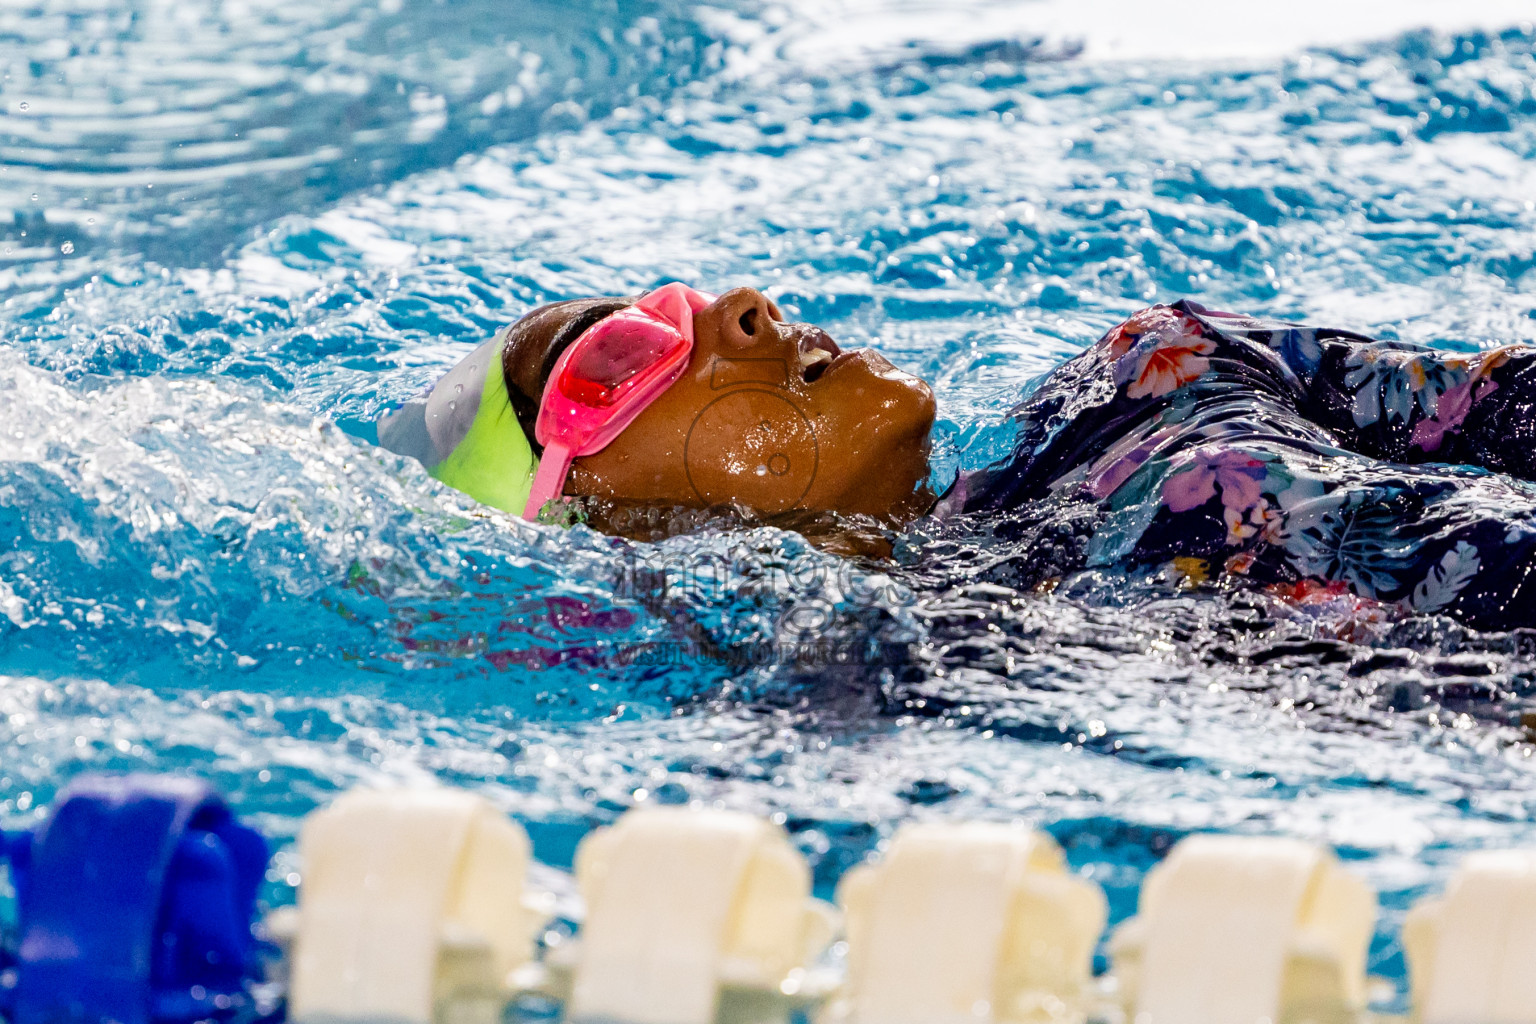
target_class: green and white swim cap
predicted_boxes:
[377,331,539,515]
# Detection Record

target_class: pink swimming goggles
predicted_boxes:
[523,282,716,519]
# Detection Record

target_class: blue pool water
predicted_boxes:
[4,0,1536,1004]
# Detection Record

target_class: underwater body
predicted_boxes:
[3,0,1536,1006]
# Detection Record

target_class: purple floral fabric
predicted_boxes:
[965,301,1536,630]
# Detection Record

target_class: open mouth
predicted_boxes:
[797,328,842,383]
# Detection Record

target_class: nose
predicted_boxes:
[707,287,784,351]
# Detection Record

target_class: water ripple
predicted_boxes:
[2,1,1536,1004]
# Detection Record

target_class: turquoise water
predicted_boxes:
[4,0,1536,1004]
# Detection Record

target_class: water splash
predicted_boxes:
[2,0,1536,1004]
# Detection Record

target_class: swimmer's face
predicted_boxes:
[505,288,936,522]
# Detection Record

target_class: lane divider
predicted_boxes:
[271,787,544,1024]
[1,774,1533,1024]
[827,821,1104,1024]
[0,774,269,1024]
[1107,834,1375,1024]
[1403,850,1536,1024]
[532,806,836,1024]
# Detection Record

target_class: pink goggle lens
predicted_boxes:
[559,310,689,408]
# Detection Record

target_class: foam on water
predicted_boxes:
[4,0,1536,1003]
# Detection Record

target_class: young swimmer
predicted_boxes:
[379,285,1536,631]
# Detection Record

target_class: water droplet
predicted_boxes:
[17,101,28,111]
[29,193,37,201]
[453,383,463,394]
[86,217,95,225]
[754,464,768,476]
[447,400,457,411]
[60,241,73,255]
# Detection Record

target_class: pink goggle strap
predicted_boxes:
[524,440,577,520]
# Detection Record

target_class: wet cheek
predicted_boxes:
[874,390,929,425]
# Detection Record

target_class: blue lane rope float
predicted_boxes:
[0,774,269,1024]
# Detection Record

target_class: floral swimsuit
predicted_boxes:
[963,301,1536,630]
